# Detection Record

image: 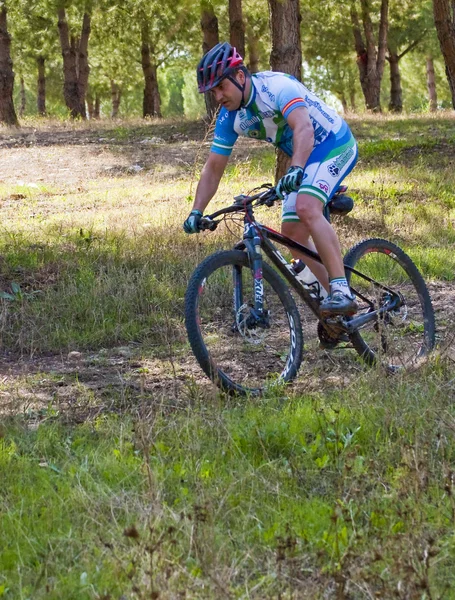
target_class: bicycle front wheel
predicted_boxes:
[185,250,304,395]
[344,238,435,370]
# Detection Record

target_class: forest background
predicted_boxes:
[0,0,454,125]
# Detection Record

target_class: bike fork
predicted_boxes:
[232,225,269,329]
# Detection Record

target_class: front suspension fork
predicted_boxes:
[232,235,268,329]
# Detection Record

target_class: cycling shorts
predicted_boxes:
[282,121,358,223]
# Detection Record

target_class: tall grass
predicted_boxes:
[0,114,454,598]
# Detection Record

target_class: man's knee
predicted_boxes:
[295,195,325,228]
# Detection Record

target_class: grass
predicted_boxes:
[0,113,455,598]
[1,362,455,598]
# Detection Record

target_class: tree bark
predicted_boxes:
[94,95,100,119]
[111,80,121,118]
[433,0,455,108]
[37,56,46,116]
[141,20,161,118]
[200,0,219,120]
[0,7,18,126]
[246,26,259,73]
[57,8,90,119]
[387,51,402,112]
[426,56,438,111]
[19,76,26,117]
[268,0,302,80]
[229,0,245,58]
[268,0,302,180]
[350,0,389,111]
[77,13,91,119]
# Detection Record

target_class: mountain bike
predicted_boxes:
[184,184,436,395]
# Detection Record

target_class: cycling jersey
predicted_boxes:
[211,71,344,157]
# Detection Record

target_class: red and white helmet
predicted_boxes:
[197,42,245,93]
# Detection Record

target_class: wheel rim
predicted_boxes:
[347,248,431,369]
[195,262,299,393]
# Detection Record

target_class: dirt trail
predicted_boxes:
[0,123,454,416]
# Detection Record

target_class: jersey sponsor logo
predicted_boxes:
[239,110,275,130]
[261,84,275,102]
[316,179,330,194]
[327,146,354,177]
[304,95,335,124]
[218,111,229,124]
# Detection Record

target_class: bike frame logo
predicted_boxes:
[328,146,354,177]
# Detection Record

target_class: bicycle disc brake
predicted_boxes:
[236,303,268,345]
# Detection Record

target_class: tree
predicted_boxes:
[300,0,360,112]
[268,0,302,180]
[433,0,455,107]
[57,6,91,118]
[0,3,18,125]
[386,0,430,112]
[350,0,389,111]
[426,56,438,110]
[268,0,302,80]
[200,0,219,119]
[229,0,244,58]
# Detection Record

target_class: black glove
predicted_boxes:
[276,166,305,199]
[183,209,203,234]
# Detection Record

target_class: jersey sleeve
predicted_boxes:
[210,109,238,156]
[276,76,308,119]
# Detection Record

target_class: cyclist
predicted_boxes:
[183,42,358,316]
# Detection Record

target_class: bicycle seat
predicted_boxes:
[327,186,354,216]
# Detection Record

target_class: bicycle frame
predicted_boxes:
[232,204,403,335]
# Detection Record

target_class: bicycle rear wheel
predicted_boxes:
[344,238,435,369]
[185,250,303,395]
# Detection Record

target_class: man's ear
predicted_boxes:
[236,70,246,84]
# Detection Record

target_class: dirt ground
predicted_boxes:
[0,122,454,415]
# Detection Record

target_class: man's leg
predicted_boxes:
[295,193,357,315]
[281,220,330,292]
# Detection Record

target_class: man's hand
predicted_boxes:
[276,166,305,199]
[183,209,203,234]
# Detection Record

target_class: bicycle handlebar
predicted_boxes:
[199,184,279,231]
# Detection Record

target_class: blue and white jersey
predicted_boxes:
[211,71,343,157]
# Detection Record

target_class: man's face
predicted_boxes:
[211,72,244,111]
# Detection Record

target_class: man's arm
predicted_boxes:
[193,152,230,213]
[286,106,314,168]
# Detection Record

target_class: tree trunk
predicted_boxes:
[350,0,389,111]
[268,0,302,80]
[246,26,259,73]
[37,56,46,116]
[388,51,402,112]
[87,89,94,119]
[19,76,26,117]
[229,0,245,58]
[111,80,121,118]
[58,8,86,118]
[426,56,438,111]
[77,13,91,119]
[94,95,100,119]
[141,20,161,118]
[200,0,219,120]
[268,0,302,180]
[433,0,455,108]
[0,7,18,126]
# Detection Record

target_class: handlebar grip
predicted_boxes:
[200,217,217,231]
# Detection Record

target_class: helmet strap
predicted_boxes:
[227,68,249,109]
